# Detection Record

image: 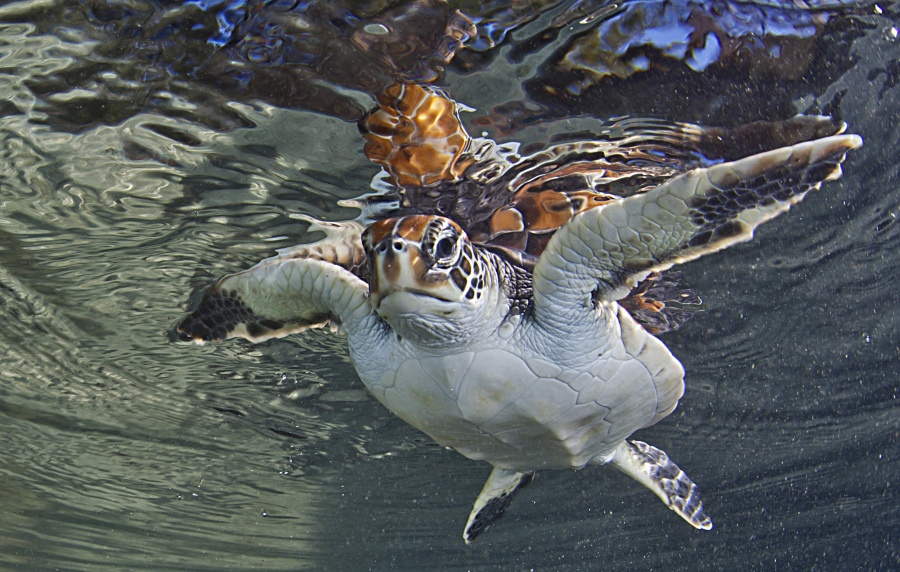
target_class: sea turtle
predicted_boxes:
[177,86,861,541]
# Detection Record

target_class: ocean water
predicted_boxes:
[0,0,897,570]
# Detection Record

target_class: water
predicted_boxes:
[0,0,897,569]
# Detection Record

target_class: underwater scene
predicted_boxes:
[0,0,897,569]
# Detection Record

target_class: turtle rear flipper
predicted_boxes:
[608,440,713,530]
[464,468,534,543]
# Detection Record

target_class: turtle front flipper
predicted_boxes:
[463,467,535,543]
[532,133,862,318]
[607,440,712,530]
[273,216,369,279]
[177,225,374,343]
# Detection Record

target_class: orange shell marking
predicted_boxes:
[367,214,459,246]
[361,84,474,187]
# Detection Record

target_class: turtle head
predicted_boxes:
[363,215,495,344]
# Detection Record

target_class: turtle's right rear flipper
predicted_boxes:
[464,467,534,543]
[609,440,713,530]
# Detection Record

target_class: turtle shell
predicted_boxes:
[361,85,693,260]
[359,83,845,332]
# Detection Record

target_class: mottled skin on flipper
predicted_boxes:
[607,440,712,530]
[177,288,292,343]
[177,218,371,343]
[463,468,535,543]
[532,134,862,317]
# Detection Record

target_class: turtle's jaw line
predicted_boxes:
[373,288,465,324]
[374,287,454,310]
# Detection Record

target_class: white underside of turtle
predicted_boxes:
[178,126,861,542]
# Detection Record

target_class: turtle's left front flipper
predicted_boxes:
[532,133,862,315]
[177,220,373,343]
[463,467,534,543]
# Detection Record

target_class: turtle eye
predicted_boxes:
[431,232,460,267]
[435,236,456,259]
[423,218,462,268]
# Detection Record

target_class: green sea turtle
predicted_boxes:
[177,107,860,539]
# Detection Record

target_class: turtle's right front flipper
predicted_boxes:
[177,249,373,344]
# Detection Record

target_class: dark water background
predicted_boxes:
[0,0,897,569]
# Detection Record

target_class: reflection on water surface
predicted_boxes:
[0,0,897,569]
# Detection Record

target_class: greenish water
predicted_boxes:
[0,1,897,569]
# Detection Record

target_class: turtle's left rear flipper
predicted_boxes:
[464,468,534,543]
[609,440,712,530]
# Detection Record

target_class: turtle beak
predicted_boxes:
[370,236,428,307]
[369,235,459,310]
[365,215,470,313]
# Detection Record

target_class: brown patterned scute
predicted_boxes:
[360,84,475,187]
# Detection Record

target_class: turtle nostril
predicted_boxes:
[392,241,404,251]
[377,242,389,253]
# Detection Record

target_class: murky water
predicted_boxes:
[0,0,897,570]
